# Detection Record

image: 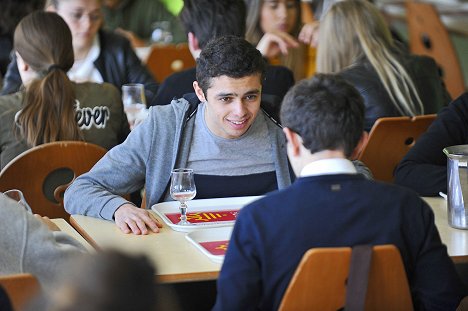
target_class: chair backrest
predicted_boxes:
[146,43,196,82]
[0,274,41,311]
[358,114,436,183]
[278,245,413,311]
[0,141,107,219]
[406,1,465,99]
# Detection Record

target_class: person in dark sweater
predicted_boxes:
[317,0,449,131]
[395,92,468,196]
[214,74,465,311]
[152,0,294,107]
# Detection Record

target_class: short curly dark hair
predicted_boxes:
[280,74,365,157]
[196,35,266,95]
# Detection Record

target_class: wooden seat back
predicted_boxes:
[278,245,413,311]
[0,141,107,219]
[0,274,40,311]
[146,43,196,82]
[406,1,465,99]
[358,114,436,182]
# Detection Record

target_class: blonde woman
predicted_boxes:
[244,0,316,81]
[317,0,450,131]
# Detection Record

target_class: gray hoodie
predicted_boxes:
[64,95,292,220]
[0,195,85,292]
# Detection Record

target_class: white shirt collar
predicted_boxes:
[67,36,103,83]
[300,158,357,177]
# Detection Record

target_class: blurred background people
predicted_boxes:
[245,0,316,81]
[153,0,295,106]
[101,0,186,48]
[0,0,46,77]
[45,250,179,311]
[1,0,159,106]
[316,0,449,131]
[0,11,129,169]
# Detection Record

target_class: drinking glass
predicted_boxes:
[122,83,148,130]
[3,189,32,213]
[170,168,196,225]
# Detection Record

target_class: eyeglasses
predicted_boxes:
[64,10,103,23]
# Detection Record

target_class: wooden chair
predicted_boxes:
[406,1,465,99]
[0,141,107,219]
[358,114,436,183]
[278,245,413,311]
[0,274,41,311]
[146,43,196,82]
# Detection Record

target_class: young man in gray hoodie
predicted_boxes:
[64,35,293,234]
[65,35,370,235]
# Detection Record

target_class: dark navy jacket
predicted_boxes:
[214,174,465,310]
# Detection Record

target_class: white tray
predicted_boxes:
[152,196,261,232]
[186,227,233,264]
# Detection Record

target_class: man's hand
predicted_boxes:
[34,214,60,231]
[256,31,299,59]
[114,203,163,235]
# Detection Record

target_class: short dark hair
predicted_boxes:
[280,74,364,157]
[196,35,266,95]
[180,0,246,49]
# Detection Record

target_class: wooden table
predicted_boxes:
[52,218,93,251]
[423,197,468,263]
[70,213,221,283]
[69,197,468,284]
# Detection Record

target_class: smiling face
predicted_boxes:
[260,0,298,34]
[52,0,103,57]
[193,74,262,139]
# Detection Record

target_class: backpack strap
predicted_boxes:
[345,245,373,311]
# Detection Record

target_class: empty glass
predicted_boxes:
[121,83,148,130]
[170,168,196,225]
[3,189,32,213]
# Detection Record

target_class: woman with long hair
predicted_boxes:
[244,0,315,81]
[316,0,450,131]
[0,11,129,168]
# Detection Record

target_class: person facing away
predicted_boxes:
[316,0,449,131]
[213,74,465,311]
[64,35,294,235]
[1,0,160,106]
[0,193,86,293]
[43,250,178,311]
[101,0,186,48]
[395,92,468,197]
[0,11,129,169]
[152,0,295,107]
